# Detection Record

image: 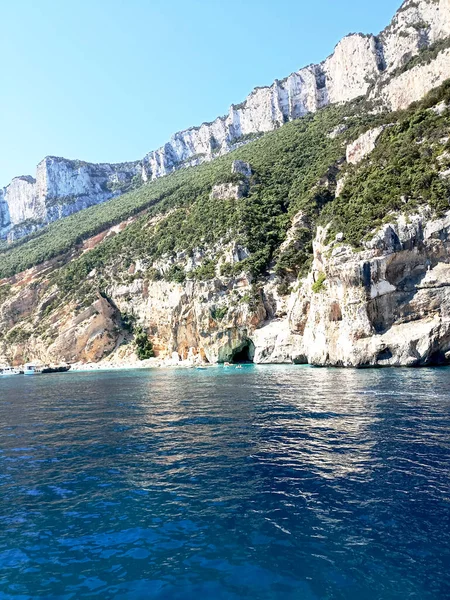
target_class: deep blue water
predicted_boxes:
[0,366,449,599]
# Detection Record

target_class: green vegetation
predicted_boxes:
[165,265,186,284]
[240,284,262,312]
[393,36,450,78]
[135,326,155,360]
[211,306,228,321]
[231,132,264,144]
[104,173,143,195]
[5,327,32,344]
[1,79,449,308]
[0,284,11,303]
[275,228,313,278]
[220,262,234,277]
[192,259,217,281]
[121,312,136,332]
[312,272,327,294]
[321,81,450,246]
[277,281,292,297]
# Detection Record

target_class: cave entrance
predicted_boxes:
[427,351,449,366]
[231,340,255,364]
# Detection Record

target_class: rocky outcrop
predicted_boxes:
[4,206,450,368]
[48,294,122,364]
[289,210,450,367]
[232,160,252,178]
[0,284,124,366]
[3,0,450,241]
[0,157,141,240]
[379,0,450,72]
[346,126,386,165]
[210,183,248,201]
[210,160,252,200]
[373,47,450,111]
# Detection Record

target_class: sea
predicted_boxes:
[0,366,449,599]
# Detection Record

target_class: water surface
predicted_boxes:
[0,366,449,599]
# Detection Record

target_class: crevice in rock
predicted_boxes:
[374,35,387,72]
[315,65,327,90]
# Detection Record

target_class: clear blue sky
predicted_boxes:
[1,0,401,187]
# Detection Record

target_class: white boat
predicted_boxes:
[1,366,21,376]
[24,363,39,375]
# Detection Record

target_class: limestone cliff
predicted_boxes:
[3,207,450,368]
[373,47,450,110]
[141,0,450,180]
[289,211,450,367]
[0,158,142,240]
[2,0,450,240]
[1,1,450,370]
[96,208,450,367]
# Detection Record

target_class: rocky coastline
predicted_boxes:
[1,0,450,370]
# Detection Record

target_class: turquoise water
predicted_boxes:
[0,366,449,599]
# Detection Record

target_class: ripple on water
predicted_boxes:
[0,366,449,599]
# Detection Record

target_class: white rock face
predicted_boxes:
[138,1,450,184]
[335,176,347,198]
[0,193,11,238]
[3,0,450,241]
[322,35,384,104]
[379,0,450,72]
[374,48,450,111]
[1,157,141,239]
[288,209,450,367]
[3,176,40,226]
[210,160,252,200]
[346,126,386,165]
[252,319,306,364]
[210,183,248,201]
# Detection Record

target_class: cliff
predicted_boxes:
[141,0,450,180]
[2,208,450,369]
[1,0,450,369]
[0,158,141,240]
[2,0,450,241]
[290,212,450,367]
[1,72,450,368]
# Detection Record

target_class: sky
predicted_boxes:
[0,0,402,187]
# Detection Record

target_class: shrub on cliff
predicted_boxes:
[321,81,450,246]
[312,272,326,293]
[2,80,450,300]
[135,327,155,360]
[192,259,217,280]
[165,265,186,284]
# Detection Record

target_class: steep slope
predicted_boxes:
[1,0,450,241]
[1,79,450,368]
[141,0,450,179]
[0,158,142,240]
